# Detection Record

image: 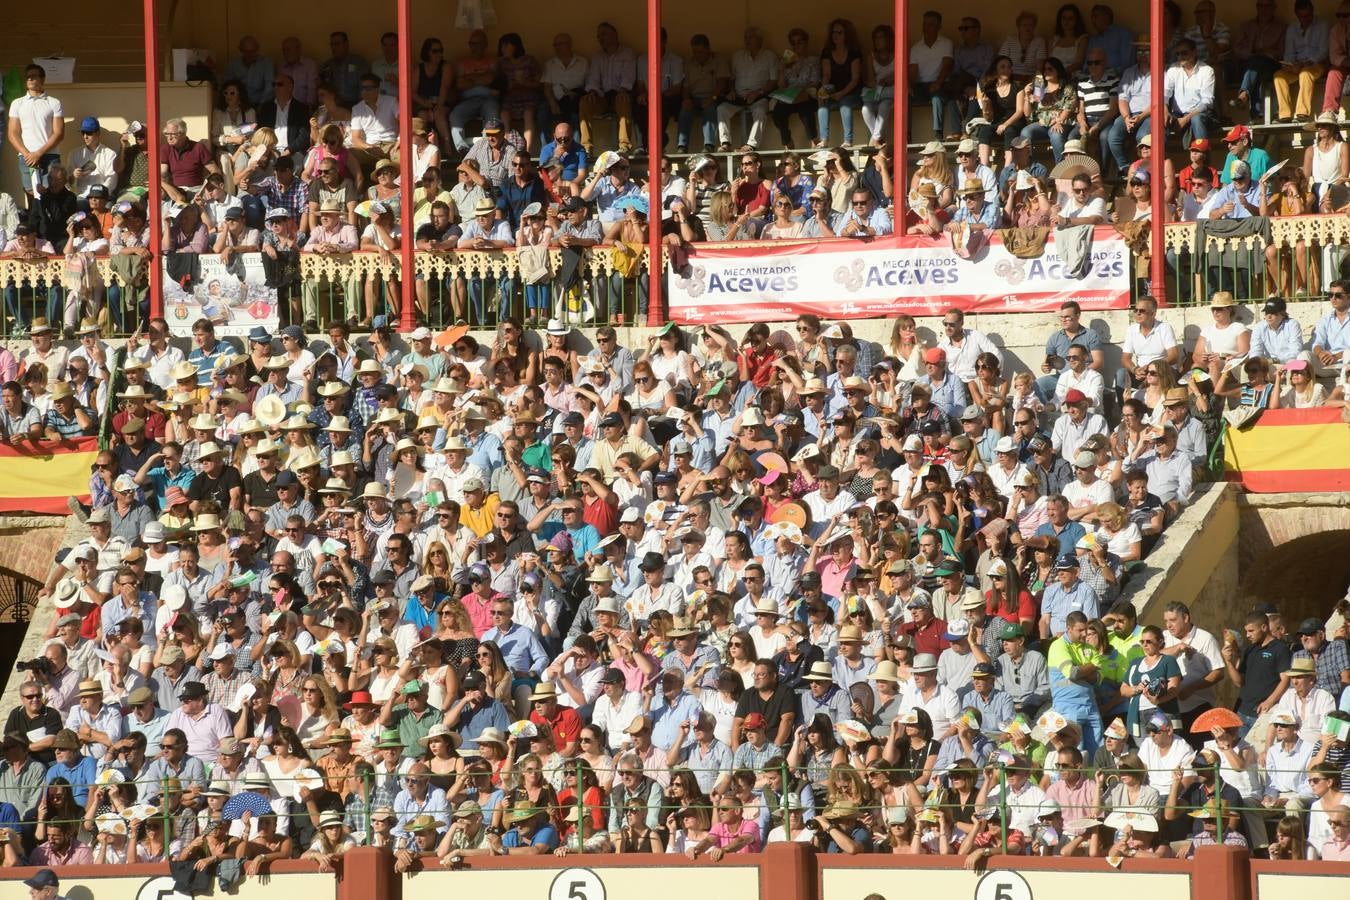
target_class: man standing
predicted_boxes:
[910,12,958,140]
[225,35,275,107]
[936,307,1001,385]
[1047,612,1106,755]
[320,31,369,108]
[1161,600,1225,742]
[1222,612,1291,733]
[7,63,64,208]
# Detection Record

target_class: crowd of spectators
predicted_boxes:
[0,283,1346,877]
[12,6,1350,336]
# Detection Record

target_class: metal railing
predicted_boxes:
[1147,213,1350,306]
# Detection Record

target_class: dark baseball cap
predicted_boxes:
[599,667,625,685]
[1296,617,1325,635]
[24,871,59,890]
[274,470,298,487]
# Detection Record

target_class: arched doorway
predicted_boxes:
[1239,529,1350,627]
[0,566,41,687]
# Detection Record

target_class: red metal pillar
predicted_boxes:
[397,0,416,331]
[894,0,908,221]
[1149,0,1168,302]
[143,0,163,320]
[646,0,665,326]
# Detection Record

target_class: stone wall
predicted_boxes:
[1238,492,1350,626]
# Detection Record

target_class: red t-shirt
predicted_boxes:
[733,180,770,215]
[900,617,950,657]
[159,139,214,188]
[583,494,618,536]
[530,705,583,748]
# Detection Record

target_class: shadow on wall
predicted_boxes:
[1239,528,1350,626]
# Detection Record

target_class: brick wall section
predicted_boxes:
[0,517,70,584]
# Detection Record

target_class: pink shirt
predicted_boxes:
[463,592,495,638]
[1323,839,1350,861]
[31,840,94,866]
[1046,776,1099,824]
[710,817,762,853]
[165,702,233,764]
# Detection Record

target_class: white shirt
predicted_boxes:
[1271,686,1337,746]
[1054,367,1105,411]
[1163,62,1215,114]
[10,92,63,153]
[350,94,399,145]
[1050,412,1108,463]
[1138,736,1194,794]
[1060,195,1107,222]
[1199,321,1248,357]
[625,581,686,628]
[750,624,787,660]
[272,98,294,152]
[1122,320,1180,367]
[909,37,955,84]
[730,49,777,96]
[1162,624,1224,713]
[1062,476,1113,512]
[901,683,960,738]
[937,328,1002,382]
[133,344,186,391]
[68,144,119,196]
[542,55,589,99]
[591,690,644,751]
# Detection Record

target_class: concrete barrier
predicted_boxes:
[4,845,1342,900]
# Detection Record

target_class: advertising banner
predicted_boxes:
[667,227,1131,324]
[165,253,280,337]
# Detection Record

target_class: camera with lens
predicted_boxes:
[16,657,52,675]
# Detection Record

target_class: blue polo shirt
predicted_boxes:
[539,140,589,182]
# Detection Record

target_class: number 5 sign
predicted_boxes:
[549,868,606,900]
[974,870,1032,900]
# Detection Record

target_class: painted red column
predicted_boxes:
[646,0,665,326]
[894,0,908,221]
[1149,0,1168,302]
[143,0,163,320]
[397,0,416,331]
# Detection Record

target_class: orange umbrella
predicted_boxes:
[1189,708,1243,733]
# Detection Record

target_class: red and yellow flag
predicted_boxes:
[0,437,98,514]
[1223,407,1350,492]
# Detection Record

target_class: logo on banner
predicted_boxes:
[674,266,708,297]
[994,260,1027,284]
[834,260,865,292]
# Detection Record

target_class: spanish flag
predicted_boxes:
[0,436,99,514]
[1224,407,1350,492]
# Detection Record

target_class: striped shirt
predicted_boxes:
[1077,71,1121,123]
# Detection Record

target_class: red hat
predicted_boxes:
[1063,388,1088,405]
[1223,125,1250,143]
[922,347,946,365]
[742,712,768,731]
[343,691,377,710]
[1189,138,1210,152]
[164,486,188,507]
